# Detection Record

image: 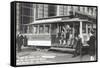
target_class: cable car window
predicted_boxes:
[39,25,44,33]
[82,23,86,33]
[31,25,34,33]
[88,24,92,33]
[88,28,90,33]
[34,25,38,34]
[70,28,73,34]
[45,25,49,33]
[69,24,73,34]
[29,25,32,33]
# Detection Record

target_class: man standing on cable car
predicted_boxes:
[65,25,70,45]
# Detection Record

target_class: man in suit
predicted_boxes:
[17,34,24,52]
[23,35,28,47]
[87,30,96,60]
[72,34,82,57]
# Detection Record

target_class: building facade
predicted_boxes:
[16,3,97,35]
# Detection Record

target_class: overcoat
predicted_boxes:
[87,35,96,56]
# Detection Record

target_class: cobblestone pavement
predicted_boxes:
[16,48,95,65]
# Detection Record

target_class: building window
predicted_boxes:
[59,6,68,16]
[44,4,48,18]
[64,6,68,16]
[48,5,57,17]
[36,4,48,18]
[59,5,64,16]
[20,3,34,24]
[36,4,44,18]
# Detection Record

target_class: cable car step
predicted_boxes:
[50,47,75,52]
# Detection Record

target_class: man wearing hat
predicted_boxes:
[87,30,96,61]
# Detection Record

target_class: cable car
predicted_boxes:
[21,17,96,50]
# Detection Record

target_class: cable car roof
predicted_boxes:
[62,18,91,22]
[22,18,93,25]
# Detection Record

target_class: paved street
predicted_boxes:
[16,47,95,65]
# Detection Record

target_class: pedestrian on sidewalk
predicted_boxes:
[17,34,24,52]
[23,35,28,47]
[87,30,96,61]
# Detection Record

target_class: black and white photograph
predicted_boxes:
[11,1,98,67]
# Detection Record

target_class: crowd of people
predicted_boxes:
[56,25,96,59]
[56,25,79,47]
